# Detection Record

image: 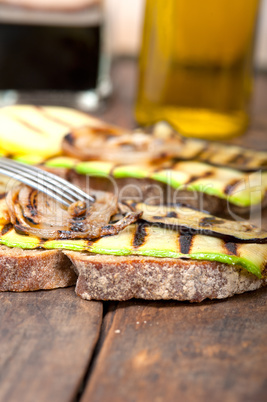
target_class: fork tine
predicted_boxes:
[8,160,90,202]
[1,158,94,203]
[0,163,77,204]
[0,158,95,206]
[0,166,70,207]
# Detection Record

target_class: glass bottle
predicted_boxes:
[135,0,259,139]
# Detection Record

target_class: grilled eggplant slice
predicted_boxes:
[126,202,267,243]
[153,122,267,171]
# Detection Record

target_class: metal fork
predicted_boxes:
[0,157,94,207]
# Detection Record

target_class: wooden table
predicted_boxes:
[0,59,267,402]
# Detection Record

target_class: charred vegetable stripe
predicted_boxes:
[178,138,267,171]
[179,234,193,254]
[129,203,267,243]
[132,222,148,248]
[45,158,267,208]
[0,223,266,278]
[152,124,267,171]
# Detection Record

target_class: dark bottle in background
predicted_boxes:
[0,2,111,110]
[0,23,100,90]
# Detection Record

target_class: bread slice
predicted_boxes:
[0,246,77,292]
[1,242,265,300]
[64,252,267,302]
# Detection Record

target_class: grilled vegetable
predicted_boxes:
[62,124,182,164]
[0,222,266,278]
[46,157,267,208]
[0,105,102,158]
[193,142,267,171]
[0,197,10,225]
[61,120,267,171]
[153,122,267,171]
[127,202,267,243]
[1,107,266,171]
[5,185,141,240]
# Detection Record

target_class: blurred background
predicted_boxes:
[106,0,267,71]
[0,0,266,129]
[105,0,267,137]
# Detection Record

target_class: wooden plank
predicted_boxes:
[85,68,267,401]
[0,287,102,402]
[82,288,267,402]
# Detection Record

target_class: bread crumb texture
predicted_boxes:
[0,246,77,291]
[64,252,266,302]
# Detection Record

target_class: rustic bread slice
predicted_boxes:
[0,246,77,292]
[64,252,267,302]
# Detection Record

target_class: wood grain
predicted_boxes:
[0,60,266,402]
[82,289,267,402]
[0,287,102,402]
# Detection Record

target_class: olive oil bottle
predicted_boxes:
[135,0,259,139]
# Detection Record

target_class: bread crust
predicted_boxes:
[0,246,77,292]
[64,252,267,302]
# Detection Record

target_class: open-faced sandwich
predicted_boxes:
[0,105,266,301]
[47,116,267,220]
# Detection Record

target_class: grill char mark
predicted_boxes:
[27,189,38,217]
[24,189,39,225]
[64,133,75,145]
[35,106,72,128]
[226,153,252,166]
[32,191,37,211]
[91,126,119,137]
[186,170,213,185]
[1,223,13,235]
[23,214,38,225]
[199,216,225,227]
[166,211,177,218]
[171,143,208,162]
[70,214,87,232]
[11,115,47,136]
[225,242,238,255]
[179,233,193,254]
[224,179,241,195]
[133,222,148,248]
[190,143,210,159]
